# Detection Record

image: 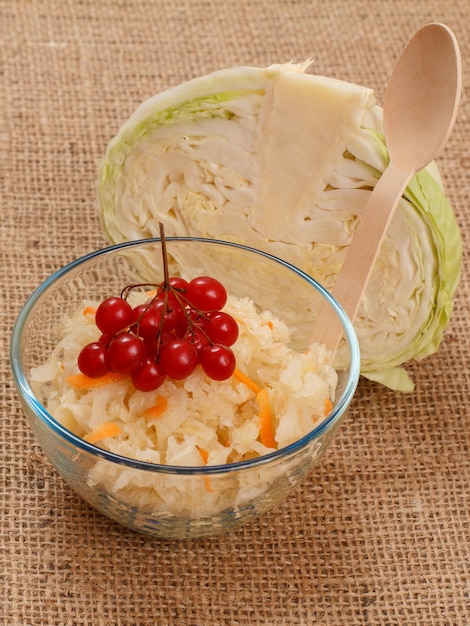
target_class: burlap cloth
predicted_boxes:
[1,1,469,624]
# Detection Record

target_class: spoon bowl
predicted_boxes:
[384,22,461,171]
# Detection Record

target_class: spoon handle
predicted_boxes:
[311,160,413,355]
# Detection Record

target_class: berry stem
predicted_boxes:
[120,283,159,300]
[160,222,170,289]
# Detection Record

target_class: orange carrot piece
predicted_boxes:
[324,398,333,416]
[203,476,214,492]
[66,371,127,389]
[256,388,276,449]
[266,320,274,329]
[196,446,209,465]
[233,368,262,394]
[82,306,97,317]
[196,446,213,491]
[145,289,158,298]
[233,370,276,448]
[83,421,122,444]
[143,396,168,419]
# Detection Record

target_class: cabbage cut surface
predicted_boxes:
[97,63,461,392]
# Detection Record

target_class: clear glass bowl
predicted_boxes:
[10,238,360,540]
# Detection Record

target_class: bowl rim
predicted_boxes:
[10,236,360,475]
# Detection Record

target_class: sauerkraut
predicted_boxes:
[30,291,338,520]
[31,292,337,463]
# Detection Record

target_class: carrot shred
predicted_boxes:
[143,396,168,419]
[233,370,276,448]
[66,371,127,389]
[266,320,274,329]
[196,447,213,491]
[233,368,262,394]
[203,476,214,492]
[256,388,276,449]
[324,398,333,416]
[145,289,158,298]
[83,421,122,444]
[82,306,97,316]
[196,446,209,465]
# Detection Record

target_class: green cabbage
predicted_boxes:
[97,62,461,392]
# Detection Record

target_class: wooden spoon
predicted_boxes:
[311,22,462,357]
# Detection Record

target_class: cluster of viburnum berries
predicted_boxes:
[77,275,239,392]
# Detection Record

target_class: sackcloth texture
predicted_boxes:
[1,1,469,624]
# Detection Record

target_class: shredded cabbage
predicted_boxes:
[97,62,461,392]
[30,293,337,463]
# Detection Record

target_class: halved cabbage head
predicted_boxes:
[97,62,461,392]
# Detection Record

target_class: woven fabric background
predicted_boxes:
[1,1,469,624]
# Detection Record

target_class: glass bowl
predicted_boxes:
[10,238,359,540]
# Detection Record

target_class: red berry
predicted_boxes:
[157,277,189,308]
[159,339,197,380]
[199,344,236,381]
[98,332,113,346]
[107,333,146,375]
[144,336,159,361]
[144,332,175,361]
[78,342,110,378]
[174,307,201,338]
[131,360,166,392]
[186,276,227,311]
[185,329,210,357]
[205,311,239,346]
[131,304,162,338]
[169,276,189,291]
[95,297,133,334]
[150,299,180,332]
